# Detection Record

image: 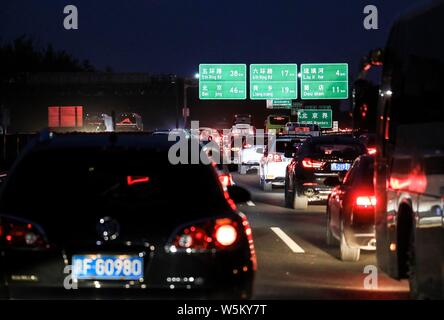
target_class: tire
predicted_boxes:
[293,190,308,210]
[339,222,360,261]
[263,182,272,192]
[326,209,336,246]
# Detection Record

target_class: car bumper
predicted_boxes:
[263,162,288,183]
[1,248,255,299]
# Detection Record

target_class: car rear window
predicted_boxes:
[305,141,365,158]
[0,148,229,218]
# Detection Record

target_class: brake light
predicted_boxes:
[171,218,239,251]
[267,153,282,162]
[367,147,377,155]
[239,212,257,271]
[215,224,237,247]
[219,174,233,188]
[355,196,377,207]
[0,216,47,248]
[302,158,324,169]
[127,176,150,186]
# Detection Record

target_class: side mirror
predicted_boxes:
[227,185,251,203]
[324,176,341,187]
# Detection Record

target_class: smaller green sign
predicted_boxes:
[297,109,333,128]
[266,99,292,109]
[199,64,247,100]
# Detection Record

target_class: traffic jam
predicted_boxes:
[0,0,443,305]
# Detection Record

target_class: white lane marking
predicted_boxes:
[270,227,305,253]
[246,201,255,207]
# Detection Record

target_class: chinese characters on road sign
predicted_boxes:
[199,64,247,100]
[250,64,298,100]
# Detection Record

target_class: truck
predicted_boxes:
[374,0,444,299]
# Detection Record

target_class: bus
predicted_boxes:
[265,115,290,134]
[375,1,444,299]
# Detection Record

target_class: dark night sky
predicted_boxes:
[0,0,427,77]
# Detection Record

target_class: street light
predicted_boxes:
[194,73,200,79]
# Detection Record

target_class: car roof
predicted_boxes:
[27,132,178,153]
[305,135,362,144]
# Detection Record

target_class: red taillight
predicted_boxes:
[171,218,239,251]
[267,153,282,162]
[0,217,47,248]
[239,212,257,271]
[302,158,324,169]
[127,176,150,186]
[219,174,233,188]
[215,224,237,247]
[355,196,377,207]
[367,147,377,155]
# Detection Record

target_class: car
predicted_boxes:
[259,135,302,192]
[325,155,376,261]
[237,133,267,175]
[199,127,222,146]
[0,132,256,299]
[234,114,252,125]
[285,135,367,210]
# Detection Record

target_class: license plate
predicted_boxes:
[331,163,351,171]
[72,254,143,280]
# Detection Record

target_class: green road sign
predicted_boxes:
[199,64,247,100]
[297,109,333,128]
[266,99,292,109]
[300,63,348,99]
[250,64,298,100]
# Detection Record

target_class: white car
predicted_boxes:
[259,136,302,191]
[238,145,264,175]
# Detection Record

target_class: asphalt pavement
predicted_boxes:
[233,171,410,299]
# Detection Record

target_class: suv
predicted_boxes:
[259,135,303,191]
[285,135,367,210]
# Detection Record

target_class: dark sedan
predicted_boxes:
[325,155,376,261]
[0,133,256,299]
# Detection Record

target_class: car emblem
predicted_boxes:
[97,217,120,241]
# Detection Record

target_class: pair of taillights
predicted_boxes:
[266,153,282,162]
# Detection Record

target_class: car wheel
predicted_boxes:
[293,190,308,210]
[326,209,336,246]
[263,182,272,192]
[339,222,360,261]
